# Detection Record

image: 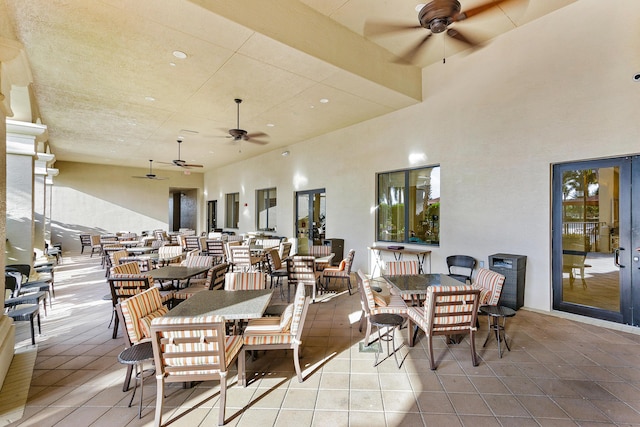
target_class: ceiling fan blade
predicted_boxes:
[247,139,269,145]
[183,163,204,168]
[246,131,268,139]
[446,28,479,48]
[392,33,433,64]
[364,21,423,37]
[455,0,511,21]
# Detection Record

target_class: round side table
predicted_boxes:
[117,341,155,418]
[369,313,404,368]
[479,305,516,358]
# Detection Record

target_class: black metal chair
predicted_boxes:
[446,255,476,284]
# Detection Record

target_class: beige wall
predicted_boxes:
[203,0,640,313]
[51,161,204,250]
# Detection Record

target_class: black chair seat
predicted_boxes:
[5,291,47,316]
[7,305,41,345]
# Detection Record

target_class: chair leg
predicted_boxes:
[29,315,36,346]
[112,314,119,339]
[218,376,227,426]
[364,320,373,346]
[427,335,436,370]
[470,330,478,367]
[346,277,352,295]
[238,350,247,387]
[154,377,164,427]
[293,345,303,383]
[123,364,133,391]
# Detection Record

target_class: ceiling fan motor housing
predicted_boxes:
[419,0,460,33]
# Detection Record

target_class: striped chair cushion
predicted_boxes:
[151,315,242,369]
[288,284,307,336]
[279,303,294,332]
[323,265,347,277]
[309,245,331,257]
[243,317,296,344]
[385,261,418,275]
[370,295,408,315]
[120,287,166,343]
[110,274,153,297]
[112,261,141,275]
[173,284,207,300]
[423,285,477,331]
[472,268,505,306]
[182,255,214,268]
[224,272,266,290]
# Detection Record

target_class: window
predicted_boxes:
[376,165,440,245]
[256,187,277,231]
[225,193,239,229]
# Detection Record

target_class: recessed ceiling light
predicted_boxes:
[169,62,176,67]
[415,4,426,12]
[145,96,155,101]
[319,98,329,103]
[310,105,315,109]
[281,150,290,156]
[266,123,275,127]
[172,50,187,59]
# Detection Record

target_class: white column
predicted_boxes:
[34,153,55,257]
[5,120,46,265]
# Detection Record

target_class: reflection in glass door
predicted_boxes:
[552,156,640,325]
[295,189,326,255]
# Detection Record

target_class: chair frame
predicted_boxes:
[150,315,244,426]
[446,255,476,284]
[407,287,481,370]
[322,249,355,295]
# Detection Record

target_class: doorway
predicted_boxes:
[295,189,326,255]
[552,156,640,326]
[207,200,217,232]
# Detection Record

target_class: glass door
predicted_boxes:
[295,189,326,255]
[207,200,217,232]
[552,156,640,325]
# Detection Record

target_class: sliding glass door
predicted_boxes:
[552,156,640,325]
[295,189,326,255]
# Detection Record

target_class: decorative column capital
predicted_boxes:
[6,119,47,156]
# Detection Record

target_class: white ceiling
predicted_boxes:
[4,0,575,172]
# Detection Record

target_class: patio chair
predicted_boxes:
[446,255,476,284]
[79,233,92,254]
[309,245,332,272]
[224,241,241,270]
[264,248,288,299]
[385,260,419,275]
[6,263,54,306]
[157,245,183,266]
[173,263,228,300]
[472,268,505,306]
[240,283,310,386]
[4,272,48,317]
[205,239,226,263]
[406,285,481,370]
[286,256,320,303]
[279,241,292,259]
[116,287,168,404]
[322,249,355,294]
[150,315,244,426]
[229,246,262,272]
[89,234,102,257]
[355,270,408,346]
[108,274,174,339]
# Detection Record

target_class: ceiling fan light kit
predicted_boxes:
[132,160,169,180]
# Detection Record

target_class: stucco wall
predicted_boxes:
[51,161,204,250]
[202,0,640,313]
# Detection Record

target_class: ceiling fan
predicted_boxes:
[218,98,269,145]
[132,160,169,180]
[158,138,203,169]
[365,0,517,64]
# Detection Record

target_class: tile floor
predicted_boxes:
[5,252,640,426]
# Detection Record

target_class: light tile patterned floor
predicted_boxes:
[5,252,640,426]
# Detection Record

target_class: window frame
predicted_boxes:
[256,187,277,231]
[225,192,239,229]
[375,164,440,246]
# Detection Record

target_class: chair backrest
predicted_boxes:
[206,263,228,290]
[111,261,141,275]
[279,241,292,259]
[119,256,152,272]
[343,249,356,273]
[424,285,480,334]
[205,240,226,261]
[229,246,258,271]
[309,245,331,257]
[224,241,241,262]
[183,235,202,252]
[224,271,266,290]
[385,260,418,275]
[289,283,310,339]
[80,234,92,246]
[259,239,282,250]
[264,248,282,272]
[90,234,101,246]
[6,264,30,283]
[183,255,214,268]
[150,315,239,383]
[108,274,153,306]
[158,245,183,260]
[472,268,505,306]
[286,256,316,286]
[110,250,128,267]
[446,255,476,282]
[117,287,168,346]
[5,273,18,298]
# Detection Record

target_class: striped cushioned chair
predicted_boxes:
[309,245,332,272]
[179,255,214,286]
[239,283,310,386]
[108,274,175,339]
[115,287,168,393]
[173,263,228,300]
[407,285,481,370]
[286,256,321,303]
[472,268,505,306]
[356,270,408,346]
[150,315,244,427]
[322,249,355,294]
[111,260,141,276]
[224,271,266,290]
[157,245,184,266]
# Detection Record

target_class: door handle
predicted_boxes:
[614,247,624,268]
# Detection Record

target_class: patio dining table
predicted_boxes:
[381,273,461,305]
[165,289,273,320]
[146,265,210,289]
